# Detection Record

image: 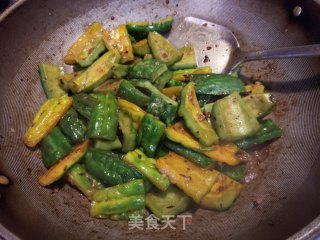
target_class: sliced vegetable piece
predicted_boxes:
[77,41,107,67]
[179,82,219,146]
[156,152,214,203]
[137,114,166,157]
[41,127,72,168]
[118,99,146,127]
[118,80,150,107]
[156,152,242,210]
[64,22,106,66]
[243,93,274,118]
[197,94,218,108]
[129,59,167,81]
[93,79,122,94]
[154,70,173,90]
[84,148,145,186]
[192,74,246,95]
[216,163,247,183]
[128,34,136,43]
[166,79,186,87]
[60,71,83,91]
[103,25,134,63]
[119,110,137,152]
[94,137,122,151]
[165,122,241,166]
[148,31,182,66]
[203,102,214,120]
[199,175,242,211]
[130,79,167,97]
[161,86,182,99]
[112,64,129,78]
[66,163,104,200]
[146,185,190,219]
[131,80,178,125]
[92,179,145,202]
[212,92,261,141]
[165,140,246,181]
[170,45,197,70]
[234,119,282,149]
[127,16,173,40]
[144,54,153,60]
[87,93,118,140]
[90,195,145,218]
[147,93,177,126]
[154,143,170,158]
[108,209,146,221]
[70,50,120,93]
[245,82,265,94]
[59,108,87,143]
[133,39,151,56]
[39,140,89,186]
[72,93,98,119]
[164,140,216,169]
[38,64,66,98]
[23,95,73,148]
[73,64,88,72]
[131,57,143,65]
[124,149,170,191]
[172,66,212,81]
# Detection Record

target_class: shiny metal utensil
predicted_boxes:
[169,17,320,74]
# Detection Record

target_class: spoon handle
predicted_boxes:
[243,44,320,61]
[227,44,320,73]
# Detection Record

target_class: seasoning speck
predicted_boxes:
[0,175,9,185]
[202,23,208,27]
[252,200,260,208]
[268,221,275,227]
[203,55,210,63]
[111,16,115,20]
[51,188,59,194]
[165,0,170,4]
[206,46,212,50]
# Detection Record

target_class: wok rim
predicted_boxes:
[0,0,26,22]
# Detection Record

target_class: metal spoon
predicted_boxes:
[168,17,320,74]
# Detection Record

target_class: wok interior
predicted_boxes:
[0,0,319,239]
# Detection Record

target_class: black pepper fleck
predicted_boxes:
[252,200,259,208]
[203,55,210,63]
[268,221,275,227]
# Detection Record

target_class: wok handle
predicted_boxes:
[243,44,320,61]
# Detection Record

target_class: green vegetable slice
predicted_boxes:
[170,45,197,70]
[148,31,183,66]
[38,64,66,99]
[127,16,173,40]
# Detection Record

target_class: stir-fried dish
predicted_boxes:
[23,16,282,220]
